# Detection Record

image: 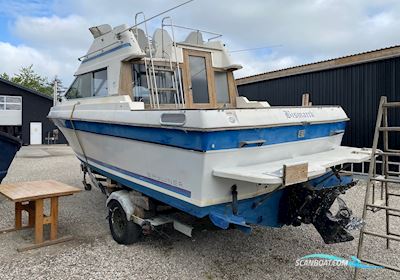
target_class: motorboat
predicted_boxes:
[48,16,371,244]
[0,131,21,183]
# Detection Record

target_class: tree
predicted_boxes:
[1,65,55,97]
[0,72,10,80]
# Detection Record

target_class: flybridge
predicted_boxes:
[68,12,242,110]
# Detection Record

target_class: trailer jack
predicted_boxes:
[81,163,107,195]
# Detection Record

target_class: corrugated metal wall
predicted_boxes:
[237,57,400,149]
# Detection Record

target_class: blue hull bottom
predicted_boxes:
[87,161,353,233]
[0,132,21,183]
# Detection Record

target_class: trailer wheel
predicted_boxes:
[108,200,141,244]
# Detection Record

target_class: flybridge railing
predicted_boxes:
[115,0,195,36]
[161,23,222,42]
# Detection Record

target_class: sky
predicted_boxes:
[0,0,399,86]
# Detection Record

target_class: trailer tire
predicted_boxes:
[108,200,141,245]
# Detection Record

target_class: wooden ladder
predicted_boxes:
[354,96,400,278]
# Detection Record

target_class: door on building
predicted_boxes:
[30,122,42,145]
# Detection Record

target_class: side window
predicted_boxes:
[93,69,108,96]
[214,72,230,104]
[65,78,80,99]
[132,64,150,103]
[79,73,92,98]
[65,69,107,99]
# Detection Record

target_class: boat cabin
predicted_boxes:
[64,20,247,110]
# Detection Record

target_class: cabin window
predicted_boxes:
[65,69,107,99]
[132,64,150,103]
[214,72,230,103]
[65,73,92,99]
[93,69,108,97]
[188,56,209,104]
[132,64,182,105]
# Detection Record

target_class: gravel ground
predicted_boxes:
[0,145,399,280]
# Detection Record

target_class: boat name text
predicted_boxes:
[283,111,315,119]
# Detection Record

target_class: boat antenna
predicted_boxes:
[230,44,283,53]
[116,0,195,35]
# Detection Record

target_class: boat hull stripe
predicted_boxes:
[78,153,191,198]
[62,119,346,152]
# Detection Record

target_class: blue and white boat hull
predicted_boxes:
[48,97,370,242]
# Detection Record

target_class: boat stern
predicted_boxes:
[208,171,363,244]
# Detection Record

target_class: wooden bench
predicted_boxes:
[0,180,81,251]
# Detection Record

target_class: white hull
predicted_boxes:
[48,21,373,242]
[61,125,352,207]
[49,97,371,208]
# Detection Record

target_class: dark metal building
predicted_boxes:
[0,77,66,145]
[236,46,400,149]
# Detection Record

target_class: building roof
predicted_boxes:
[0,77,53,100]
[236,45,400,86]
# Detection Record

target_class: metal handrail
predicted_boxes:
[116,0,194,36]
[78,41,122,61]
[161,23,222,41]
[162,16,185,108]
[136,12,159,108]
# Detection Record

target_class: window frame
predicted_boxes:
[213,70,231,105]
[0,95,22,111]
[182,49,237,109]
[183,49,215,109]
[93,68,108,97]
[64,68,108,99]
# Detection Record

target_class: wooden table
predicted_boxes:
[0,180,81,251]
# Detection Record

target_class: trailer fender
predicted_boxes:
[106,190,134,221]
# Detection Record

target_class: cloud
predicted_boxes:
[13,15,91,50]
[0,42,60,77]
[233,51,299,79]
[0,14,91,84]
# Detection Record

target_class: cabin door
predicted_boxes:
[183,50,214,108]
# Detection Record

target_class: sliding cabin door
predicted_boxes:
[183,49,238,109]
[183,50,215,108]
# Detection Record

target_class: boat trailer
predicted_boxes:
[81,162,362,245]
